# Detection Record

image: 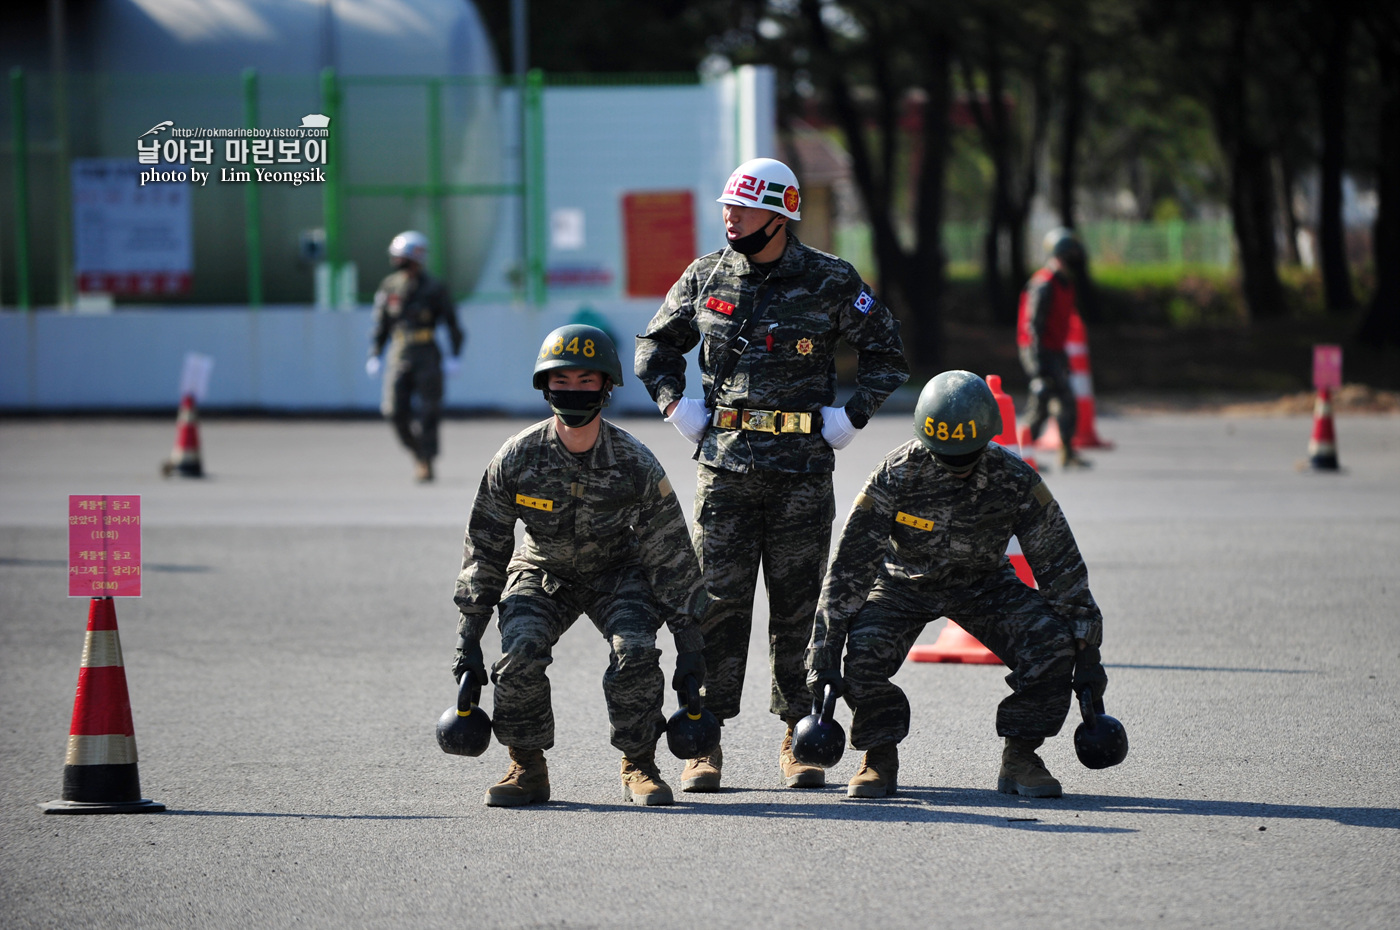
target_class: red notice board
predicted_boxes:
[623,191,696,298]
[68,495,142,597]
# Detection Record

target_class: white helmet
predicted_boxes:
[388,230,429,264]
[717,157,801,221]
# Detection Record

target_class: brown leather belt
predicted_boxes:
[711,406,814,434]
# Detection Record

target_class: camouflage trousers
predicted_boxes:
[693,465,835,721]
[489,568,666,757]
[843,564,1077,748]
[381,348,444,460]
[1020,347,1077,444]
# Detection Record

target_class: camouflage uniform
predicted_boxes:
[808,441,1103,749]
[636,233,909,721]
[454,419,706,756]
[369,268,464,462]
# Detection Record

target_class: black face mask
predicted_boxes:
[933,447,986,478]
[544,388,609,428]
[728,215,783,256]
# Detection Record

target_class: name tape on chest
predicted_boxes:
[515,493,554,512]
[705,296,736,316]
[895,511,934,531]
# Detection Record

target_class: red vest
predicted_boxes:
[1017,266,1075,351]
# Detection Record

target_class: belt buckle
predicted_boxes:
[741,409,779,434]
[779,412,811,434]
[713,407,741,430]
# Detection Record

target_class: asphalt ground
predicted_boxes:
[1,410,1398,929]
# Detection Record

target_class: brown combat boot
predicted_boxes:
[621,749,674,807]
[414,457,435,482]
[998,737,1063,798]
[780,718,826,788]
[484,746,550,807]
[681,744,722,793]
[847,743,899,798]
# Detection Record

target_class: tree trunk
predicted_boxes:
[1317,7,1357,312]
[1357,35,1400,345]
[1276,157,1302,266]
[908,29,954,371]
[1056,42,1083,231]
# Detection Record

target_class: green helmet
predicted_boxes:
[531,324,624,389]
[1043,227,1084,263]
[913,371,1001,470]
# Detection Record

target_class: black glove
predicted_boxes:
[806,667,844,699]
[1073,643,1108,711]
[452,635,488,692]
[672,651,706,692]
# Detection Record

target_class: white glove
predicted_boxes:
[820,405,858,450]
[666,397,710,443]
[444,356,461,376]
[365,356,382,377]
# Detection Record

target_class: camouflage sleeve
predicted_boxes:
[453,453,518,643]
[1015,476,1103,645]
[837,276,910,427]
[807,459,899,669]
[437,283,465,356]
[370,284,391,357]
[635,266,703,413]
[632,462,706,654]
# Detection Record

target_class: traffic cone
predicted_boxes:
[161,393,204,477]
[1036,314,1113,451]
[909,540,1038,665]
[986,373,1037,471]
[42,598,164,814]
[1308,388,1339,471]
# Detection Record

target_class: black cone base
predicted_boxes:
[42,798,166,814]
[40,763,165,814]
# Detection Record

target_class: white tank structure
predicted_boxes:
[69,0,503,304]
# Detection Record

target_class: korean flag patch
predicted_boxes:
[853,288,875,315]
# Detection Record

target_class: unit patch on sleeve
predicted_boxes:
[853,287,875,315]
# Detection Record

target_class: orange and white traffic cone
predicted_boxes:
[1308,388,1339,471]
[42,598,164,814]
[1036,314,1113,451]
[909,539,1038,665]
[986,373,1037,471]
[161,393,204,478]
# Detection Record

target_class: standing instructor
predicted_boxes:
[635,157,909,791]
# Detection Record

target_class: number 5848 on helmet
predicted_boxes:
[914,370,1002,474]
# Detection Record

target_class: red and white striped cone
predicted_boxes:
[161,393,204,477]
[986,373,1038,471]
[909,539,1038,665]
[1036,314,1114,451]
[1308,388,1339,471]
[42,598,164,814]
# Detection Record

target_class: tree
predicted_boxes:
[1356,6,1400,345]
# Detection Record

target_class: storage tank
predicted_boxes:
[4,0,503,305]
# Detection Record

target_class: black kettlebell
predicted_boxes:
[665,675,721,760]
[1073,688,1128,769]
[436,670,492,757]
[791,684,845,768]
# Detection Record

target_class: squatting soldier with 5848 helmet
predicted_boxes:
[636,157,909,792]
[805,370,1110,799]
[367,231,464,483]
[453,324,708,808]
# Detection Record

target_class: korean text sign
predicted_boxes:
[68,495,142,597]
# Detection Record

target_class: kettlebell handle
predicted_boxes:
[818,684,838,724]
[677,675,703,719]
[457,669,481,715]
[1078,687,1097,728]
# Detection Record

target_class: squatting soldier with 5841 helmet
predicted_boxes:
[636,157,909,792]
[367,231,464,483]
[453,324,708,808]
[805,370,1110,799]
